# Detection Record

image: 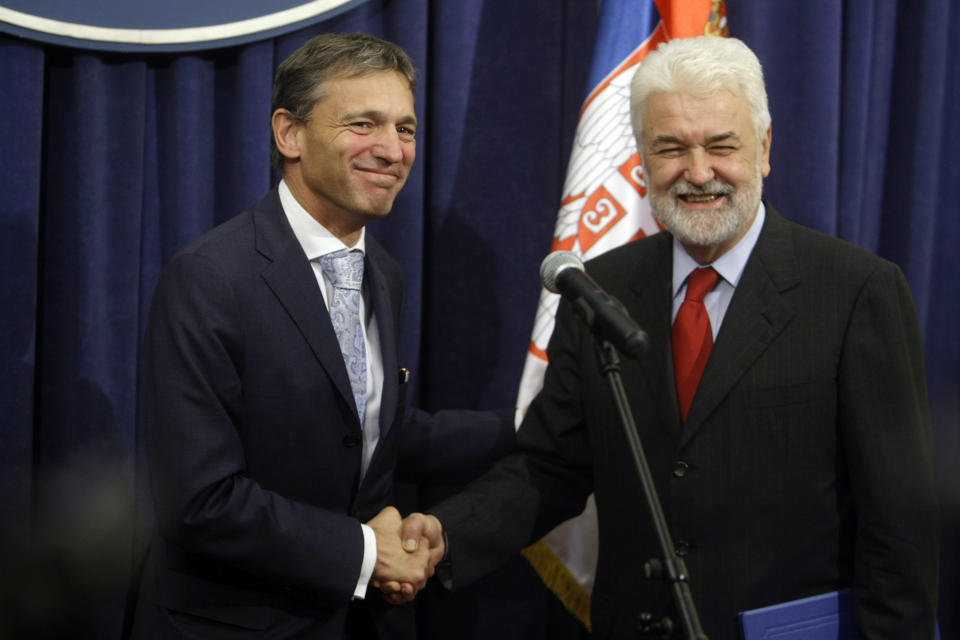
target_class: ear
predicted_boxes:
[760,125,772,178]
[272,108,302,162]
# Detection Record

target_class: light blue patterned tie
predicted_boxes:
[319,249,366,423]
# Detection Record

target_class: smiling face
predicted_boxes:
[639,89,771,264]
[274,70,417,243]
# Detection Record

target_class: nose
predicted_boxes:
[683,148,715,186]
[373,129,405,164]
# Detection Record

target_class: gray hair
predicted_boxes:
[630,36,770,150]
[270,32,417,170]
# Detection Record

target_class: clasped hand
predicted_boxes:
[366,506,444,604]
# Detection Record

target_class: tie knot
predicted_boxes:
[684,267,719,302]
[319,249,364,290]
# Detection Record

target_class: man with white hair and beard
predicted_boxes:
[396,36,940,639]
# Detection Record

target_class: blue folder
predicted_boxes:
[739,589,941,639]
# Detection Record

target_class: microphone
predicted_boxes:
[540,251,648,358]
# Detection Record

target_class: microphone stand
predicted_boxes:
[576,296,707,639]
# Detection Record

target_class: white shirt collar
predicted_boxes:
[278,179,366,260]
[672,200,766,295]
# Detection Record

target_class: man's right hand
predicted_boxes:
[366,506,431,604]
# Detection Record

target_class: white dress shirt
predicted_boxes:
[671,201,766,338]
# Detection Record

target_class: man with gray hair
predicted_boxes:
[400,36,939,639]
[131,32,512,639]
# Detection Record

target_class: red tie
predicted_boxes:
[672,267,719,422]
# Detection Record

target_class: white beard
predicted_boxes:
[651,169,762,248]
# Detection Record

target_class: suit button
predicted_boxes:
[673,461,689,478]
[343,434,361,448]
[675,541,690,557]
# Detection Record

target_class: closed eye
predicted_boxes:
[656,147,686,157]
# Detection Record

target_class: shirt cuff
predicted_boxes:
[353,523,377,599]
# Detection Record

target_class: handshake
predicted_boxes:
[366,506,444,604]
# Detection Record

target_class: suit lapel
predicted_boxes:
[364,250,400,439]
[680,205,800,446]
[253,191,360,427]
[620,234,681,443]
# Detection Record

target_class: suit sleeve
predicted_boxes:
[143,251,364,604]
[428,297,595,586]
[396,407,515,483]
[838,262,939,638]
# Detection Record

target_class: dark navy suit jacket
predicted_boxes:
[132,189,511,639]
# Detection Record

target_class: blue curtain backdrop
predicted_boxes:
[0,0,957,638]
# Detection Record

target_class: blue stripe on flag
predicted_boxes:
[586,0,660,91]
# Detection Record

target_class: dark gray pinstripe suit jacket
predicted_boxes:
[432,201,939,640]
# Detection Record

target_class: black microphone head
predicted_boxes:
[540,251,584,294]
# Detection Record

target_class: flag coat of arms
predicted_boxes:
[518,0,728,629]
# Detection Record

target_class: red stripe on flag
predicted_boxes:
[654,0,716,40]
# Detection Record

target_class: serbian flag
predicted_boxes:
[518,0,728,629]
